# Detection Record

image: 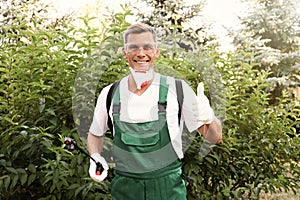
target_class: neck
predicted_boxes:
[128,74,154,95]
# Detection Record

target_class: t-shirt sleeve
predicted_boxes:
[89,84,112,136]
[181,80,204,132]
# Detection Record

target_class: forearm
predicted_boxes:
[87,132,104,155]
[198,117,222,144]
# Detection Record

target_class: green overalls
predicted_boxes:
[110,75,186,200]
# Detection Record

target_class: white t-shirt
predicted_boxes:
[89,73,204,158]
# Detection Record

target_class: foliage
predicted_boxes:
[0,0,70,33]
[1,4,300,200]
[183,50,300,199]
[130,0,218,52]
[233,0,300,103]
[0,11,113,199]
[72,6,133,138]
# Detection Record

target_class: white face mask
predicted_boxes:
[130,68,154,90]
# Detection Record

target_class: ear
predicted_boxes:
[154,48,160,58]
[122,48,127,58]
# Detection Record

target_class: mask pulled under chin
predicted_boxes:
[130,68,154,90]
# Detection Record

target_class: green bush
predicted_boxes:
[0,14,112,199]
[182,50,300,199]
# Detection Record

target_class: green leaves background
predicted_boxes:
[0,6,299,200]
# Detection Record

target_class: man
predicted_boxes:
[87,23,222,200]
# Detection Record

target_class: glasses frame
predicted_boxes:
[124,43,158,53]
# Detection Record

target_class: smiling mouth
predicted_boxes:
[135,60,149,64]
[134,70,147,73]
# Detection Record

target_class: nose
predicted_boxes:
[136,48,146,56]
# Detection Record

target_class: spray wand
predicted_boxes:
[64,137,104,175]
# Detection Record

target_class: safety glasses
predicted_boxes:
[124,43,157,53]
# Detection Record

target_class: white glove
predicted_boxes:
[193,82,215,124]
[89,153,109,182]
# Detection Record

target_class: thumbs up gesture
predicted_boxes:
[193,82,215,124]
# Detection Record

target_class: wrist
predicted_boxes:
[91,153,102,160]
[203,108,215,125]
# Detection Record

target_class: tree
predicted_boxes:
[130,0,218,52]
[0,0,74,49]
[233,0,300,104]
[0,0,71,29]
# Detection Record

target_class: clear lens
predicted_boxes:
[125,43,157,53]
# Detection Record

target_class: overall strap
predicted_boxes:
[158,75,168,112]
[106,81,120,132]
[175,79,183,123]
[112,83,121,114]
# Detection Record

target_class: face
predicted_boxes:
[122,32,160,70]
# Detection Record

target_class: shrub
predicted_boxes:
[182,50,300,199]
[0,14,112,199]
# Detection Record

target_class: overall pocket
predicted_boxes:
[121,132,159,147]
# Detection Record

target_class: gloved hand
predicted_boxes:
[89,153,109,182]
[193,82,215,124]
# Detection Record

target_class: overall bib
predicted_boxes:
[110,76,186,200]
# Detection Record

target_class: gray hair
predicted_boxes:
[123,23,157,45]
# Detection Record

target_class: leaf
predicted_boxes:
[204,157,214,165]
[75,185,86,197]
[68,183,81,190]
[4,176,10,190]
[27,174,36,186]
[49,117,57,126]
[0,159,7,166]
[42,176,53,185]
[28,164,36,173]
[16,168,26,174]
[11,175,19,188]
[6,167,18,174]
[20,173,28,185]
[222,188,231,197]
[46,108,56,116]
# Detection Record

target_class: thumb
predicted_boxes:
[197,82,204,96]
